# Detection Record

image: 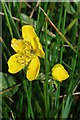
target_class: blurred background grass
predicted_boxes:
[1,1,80,119]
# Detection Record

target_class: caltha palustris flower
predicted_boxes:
[7,25,45,81]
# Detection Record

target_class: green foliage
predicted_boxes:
[1,72,19,97]
[61,95,72,118]
[1,2,80,119]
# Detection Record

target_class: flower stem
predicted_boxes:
[44,21,49,118]
[23,80,34,119]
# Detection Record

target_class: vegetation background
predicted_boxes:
[1,1,80,119]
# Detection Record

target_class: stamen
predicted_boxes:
[14,39,37,66]
[30,49,36,54]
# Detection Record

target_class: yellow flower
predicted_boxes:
[7,25,45,81]
[52,64,69,82]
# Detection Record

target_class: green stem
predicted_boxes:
[23,80,34,119]
[44,22,49,117]
[64,18,78,35]
[60,5,66,63]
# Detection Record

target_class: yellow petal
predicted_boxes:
[27,56,40,81]
[7,54,25,73]
[22,25,37,41]
[22,25,38,51]
[22,25,45,58]
[11,38,31,52]
[11,38,31,53]
[35,37,45,58]
[52,64,69,82]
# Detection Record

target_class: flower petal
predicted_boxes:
[35,37,45,58]
[26,56,40,81]
[52,64,69,82]
[11,38,31,53]
[7,54,25,73]
[11,38,25,52]
[22,25,39,50]
[22,25,37,41]
[22,25,45,58]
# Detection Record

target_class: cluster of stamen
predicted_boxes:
[16,41,36,66]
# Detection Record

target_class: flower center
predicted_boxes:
[30,49,36,54]
[15,40,37,66]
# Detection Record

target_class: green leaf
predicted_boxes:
[0,72,19,97]
[77,1,80,18]
[61,95,72,118]
[21,13,36,26]
[64,2,76,14]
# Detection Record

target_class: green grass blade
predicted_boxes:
[23,80,34,119]
[5,3,20,38]
[2,2,13,38]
